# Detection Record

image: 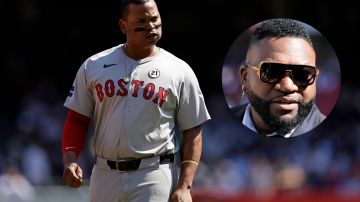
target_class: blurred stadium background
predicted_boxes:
[1,0,360,201]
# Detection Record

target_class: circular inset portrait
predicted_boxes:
[222,18,341,138]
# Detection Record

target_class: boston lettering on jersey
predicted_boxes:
[94,79,169,107]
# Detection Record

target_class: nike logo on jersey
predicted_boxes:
[103,64,116,68]
[65,146,77,150]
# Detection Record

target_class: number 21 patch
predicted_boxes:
[148,68,160,78]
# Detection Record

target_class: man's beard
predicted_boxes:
[245,87,314,135]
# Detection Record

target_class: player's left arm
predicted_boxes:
[62,109,91,188]
[170,124,202,202]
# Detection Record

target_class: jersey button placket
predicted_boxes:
[117,66,132,158]
[127,67,138,114]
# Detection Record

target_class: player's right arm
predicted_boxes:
[62,109,91,188]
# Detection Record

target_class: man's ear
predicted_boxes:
[119,19,126,34]
[239,65,248,86]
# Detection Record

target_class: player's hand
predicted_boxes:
[63,162,83,188]
[170,187,192,202]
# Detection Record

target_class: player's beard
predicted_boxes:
[245,86,314,135]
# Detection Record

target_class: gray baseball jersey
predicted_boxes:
[64,44,210,160]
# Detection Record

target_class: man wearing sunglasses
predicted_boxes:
[235,18,326,138]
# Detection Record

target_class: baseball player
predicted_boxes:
[61,0,210,201]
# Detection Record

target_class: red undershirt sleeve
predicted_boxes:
[62,109,91,156]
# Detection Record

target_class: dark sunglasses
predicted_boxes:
[245,61,319,87]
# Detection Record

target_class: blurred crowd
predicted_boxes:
[197,90,360,196]
[1,80,360,198]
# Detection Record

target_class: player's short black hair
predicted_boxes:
[120,0,152,19]
[249,18,313,47]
